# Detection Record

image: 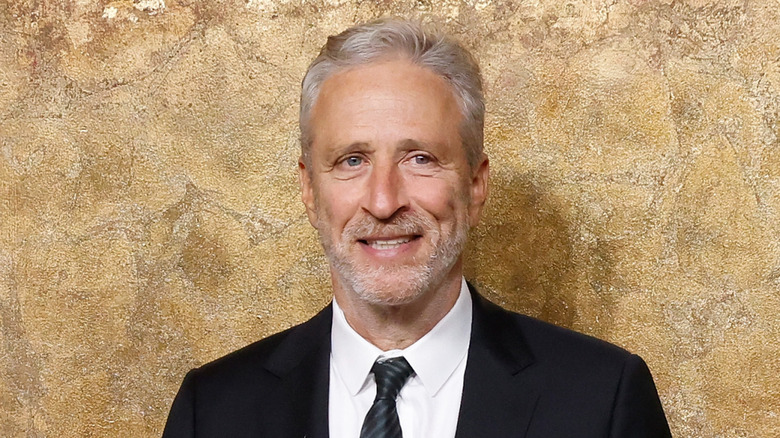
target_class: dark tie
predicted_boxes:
[360,356,415,438]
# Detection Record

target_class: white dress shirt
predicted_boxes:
[329,278,473,438]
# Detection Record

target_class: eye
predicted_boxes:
[412,154,432,165]
[344,156,363,167]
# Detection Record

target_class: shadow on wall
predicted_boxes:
[465,169,580,330]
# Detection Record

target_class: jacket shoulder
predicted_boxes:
[514,311,632,362]
[467,292,671,437]
[194,303,332,383]
[474,291,631,361]
[162,305,333,437]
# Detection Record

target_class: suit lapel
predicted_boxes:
[255,290,540,437]
[455,288,540,438]
[262,304,333,438]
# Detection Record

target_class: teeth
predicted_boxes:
[367,237,412,250]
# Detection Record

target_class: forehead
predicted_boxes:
[309,59,463,150]
[317,57,454,99]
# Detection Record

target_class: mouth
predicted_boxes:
[359,235,420,250]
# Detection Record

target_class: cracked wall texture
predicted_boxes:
[1,0,779,436]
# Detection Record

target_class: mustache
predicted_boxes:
[342,212,436,239]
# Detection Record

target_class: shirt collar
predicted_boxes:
[331,278,472,397]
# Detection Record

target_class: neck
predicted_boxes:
[333,266,464,351]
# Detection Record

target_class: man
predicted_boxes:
[162,18,672,438]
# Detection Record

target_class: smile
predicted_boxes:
[360,236,418,250]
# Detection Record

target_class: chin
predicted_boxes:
[346,267,434,307]
[351,276,433,306]
[319,211,471,308]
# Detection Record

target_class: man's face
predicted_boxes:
[299,58,488,307]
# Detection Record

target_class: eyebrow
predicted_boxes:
[398,138,437,151]
[327,141,371,159]
[324,138,440,162]
[398,138,423,149]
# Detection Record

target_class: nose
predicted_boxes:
[363,162,408,220]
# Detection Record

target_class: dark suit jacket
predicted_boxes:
[162,288,672,437]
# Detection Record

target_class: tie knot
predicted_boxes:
[371,357,414,401]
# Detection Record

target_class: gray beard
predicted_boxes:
[318,211,469,306]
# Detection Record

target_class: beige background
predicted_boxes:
[1,0,779,436]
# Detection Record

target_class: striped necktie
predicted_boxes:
[359,357,415,438]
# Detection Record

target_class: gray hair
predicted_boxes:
[299,18,484,168]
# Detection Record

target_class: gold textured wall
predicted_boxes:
[1,0,779,436]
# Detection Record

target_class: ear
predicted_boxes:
[467,154,489,227]
[298,157,319,228]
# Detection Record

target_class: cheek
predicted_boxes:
[411,179,462,219]
[316,182,362,227]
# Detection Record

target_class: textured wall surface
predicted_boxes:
[1,0,779,436]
